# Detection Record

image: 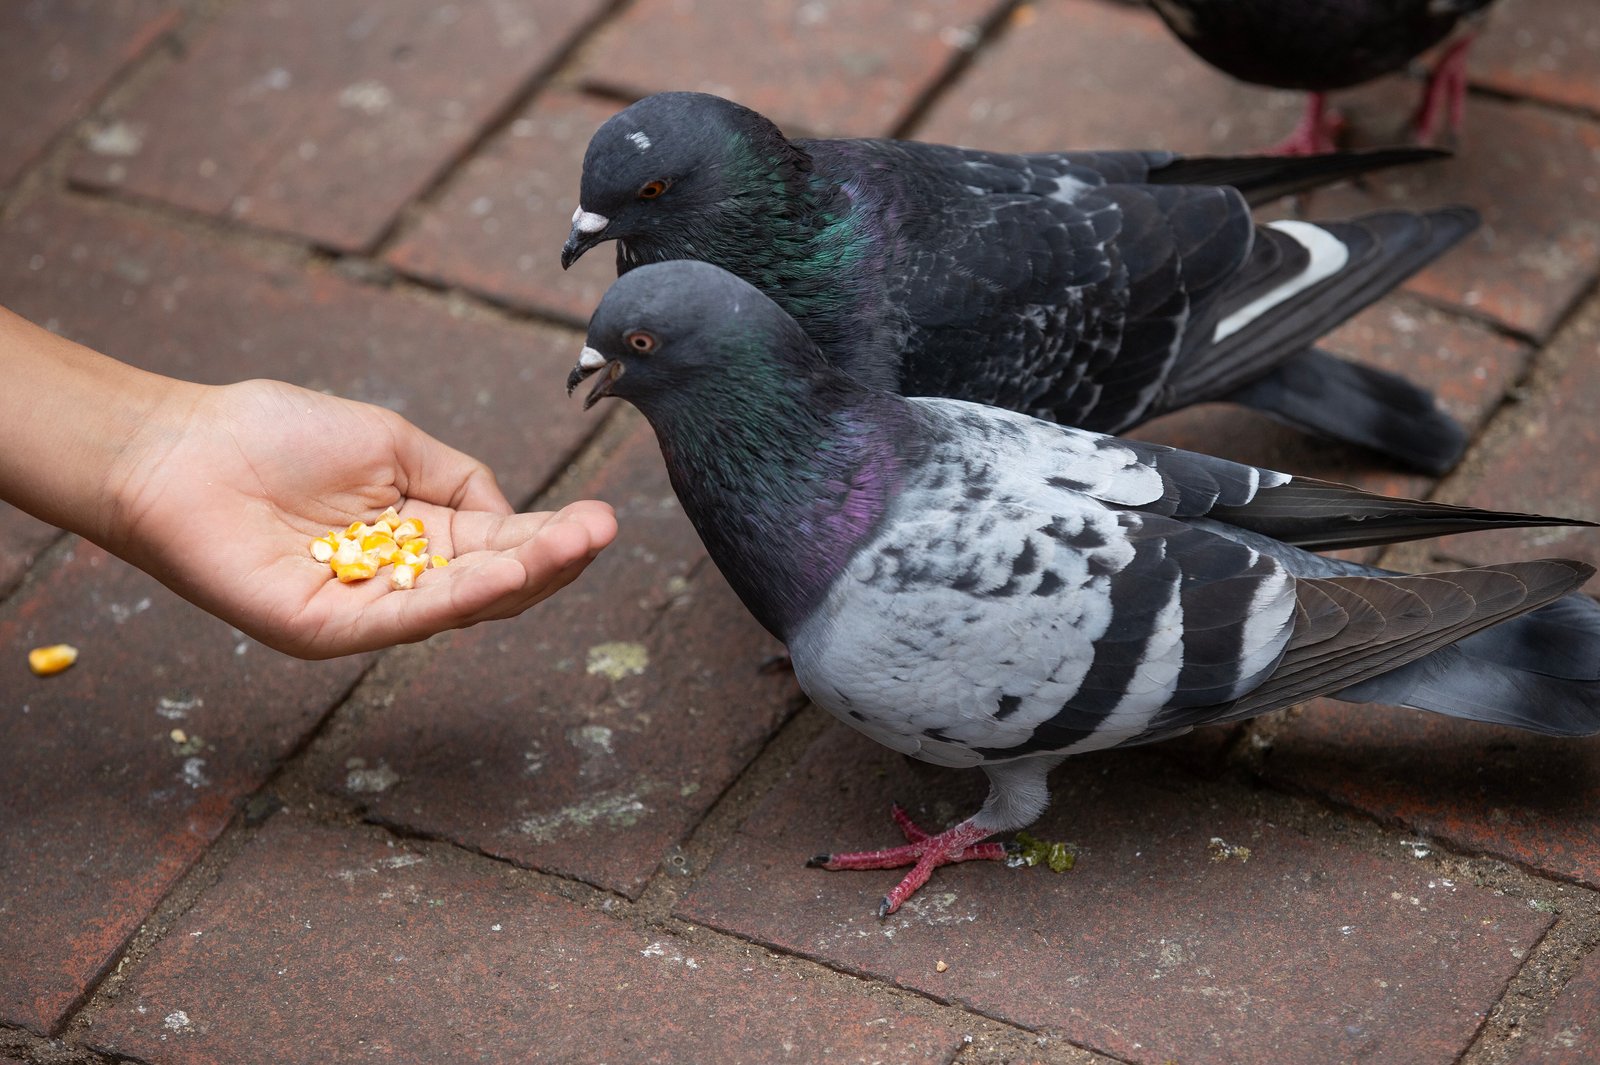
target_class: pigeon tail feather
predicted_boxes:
[1337,586,1600,737]
[1222,347,1468,474]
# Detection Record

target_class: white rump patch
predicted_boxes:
[627,130,652,151]
[571,207,609,234]
[1212,220,1350,342]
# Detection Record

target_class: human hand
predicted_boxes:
[102,378,616,659]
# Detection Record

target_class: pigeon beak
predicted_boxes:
[561,207,610,269]
[567,345,624,410]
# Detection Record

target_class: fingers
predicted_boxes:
[386,409,514,516]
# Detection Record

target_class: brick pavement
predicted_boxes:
[3,2,1599,1063]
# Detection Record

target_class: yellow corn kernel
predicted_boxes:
[390,558,426,590]
[307,509,446,589]
[333,558,380,583]
[331,538,365,568]
[28,644,79,676]
[309,535,338,563]
[393,517,425,544]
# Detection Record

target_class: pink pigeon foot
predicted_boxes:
[1270,92,1346,156]
[1413,33,1476,145]
[807,803,1011,916]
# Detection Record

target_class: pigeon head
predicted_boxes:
[561,92,811,271]
[569,259,828,415]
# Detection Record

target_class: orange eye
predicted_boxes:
[637,179,668,200]
[625,330,657,352]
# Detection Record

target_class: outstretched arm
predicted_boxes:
[0,305,616,659]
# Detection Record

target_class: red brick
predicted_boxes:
[922,0,1600,339]
[1433,295,1600,584]
[0,544,369,1034]
[388,90,621,322]
[1471,0,1600,116]
[0,197,595,505]
[67,0,610,252]
[92,816,967,1065]
[1134,297,1530,504]
[328,423,799,898]
[919,0,1304,153]
[679,725,1553,1065]
[1300,93,1600,341]
[0,0,177,191]
[1261,702,1600,891]
[572,0,1006,137]
[1519,949,1600,1063]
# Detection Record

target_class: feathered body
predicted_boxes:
[564,93,1475,472]
[572,262,1600,914]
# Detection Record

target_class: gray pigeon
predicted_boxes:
[1149,0,1497,153]
[570,261,1600,915]
[563,92,1474,474]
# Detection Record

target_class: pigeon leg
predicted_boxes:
[1270,93,1346,156]
[807,805,1010,916]
[1412,33,1476,145]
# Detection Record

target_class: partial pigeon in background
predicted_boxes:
[570,261,1600,916]
[1149,0,1498,154]
[563,93,1472,475]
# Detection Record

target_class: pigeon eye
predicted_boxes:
[624,330,657,353]
[637,179,668,200]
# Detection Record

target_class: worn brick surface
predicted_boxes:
[1135,297,1530,505]
[679,725,1552,1065]
[388,90,620,322]
[1434,295,1600,582]
[1262,704,1600,892]
[0,198,596,505]
[67,0,609,252]
[0,544,369,1034]
[0,0,177,192]
[328,421,798,898]
[573,0,1005,138]
[1519,949,1600,1063]
[1472,0,1600,116]
[922,0,1600,340]
[94,815,966,1065]
[920,0,1305,152]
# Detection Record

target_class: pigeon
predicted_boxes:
[562,92,1474,475]
[1149,0,1497,154]
[569,260,1600,916]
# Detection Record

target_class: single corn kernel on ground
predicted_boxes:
[28,643,79,676]
[308,508,449,589]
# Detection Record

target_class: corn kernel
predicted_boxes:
[308,508,446,589]
[333,558,380,583]
[430,555,449,569]
[28,643,79,676]
[390,559,426,590]
[394,517,425,544]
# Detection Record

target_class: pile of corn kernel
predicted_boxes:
[310,507,448,590]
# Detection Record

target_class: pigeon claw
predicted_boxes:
[806,806,1005,917]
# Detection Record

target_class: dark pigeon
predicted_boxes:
[569,261,1600,916]
[1149,0,1498,153]
[563,92,1473,475]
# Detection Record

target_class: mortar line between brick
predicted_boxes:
[1426,273,1600,514]
[892,0,1027,140]
[43,668,374,1041]
[363,0,640,260]
[0,5,189,221]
